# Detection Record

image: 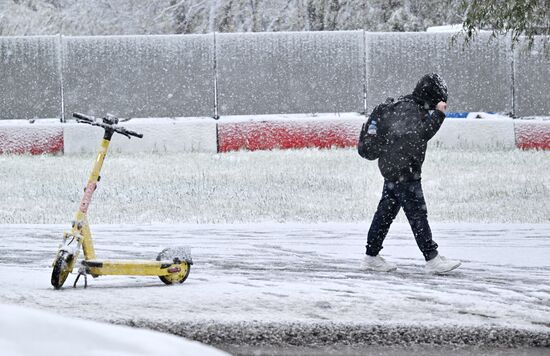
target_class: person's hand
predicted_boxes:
[436,101,447,112]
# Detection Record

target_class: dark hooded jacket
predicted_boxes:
[376,74,448,182]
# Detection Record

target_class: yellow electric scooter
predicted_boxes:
[51,112,192,289]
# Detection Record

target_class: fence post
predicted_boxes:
[362,30,367,116]
[509,34,516,117]
[213,31,219,120]
[57,34,65,122]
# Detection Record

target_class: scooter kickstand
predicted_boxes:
[73,266,88,288]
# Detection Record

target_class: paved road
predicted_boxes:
[0,223,549,350]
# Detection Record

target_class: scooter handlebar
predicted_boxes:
[72,112,143,139]
[73,112,94,123]
[118,127,144,139]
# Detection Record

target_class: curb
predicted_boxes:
[117,320,550,348]
[0,117,548,154]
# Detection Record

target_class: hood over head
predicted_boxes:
[412,73,448,109]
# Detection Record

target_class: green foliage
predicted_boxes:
[460,0,550,48]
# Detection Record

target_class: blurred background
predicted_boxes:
[0,0,465,36]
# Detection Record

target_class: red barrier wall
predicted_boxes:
[218,119,362,152]
[515,121,550,150]
[0,118,549,154]
[0,127,63,154]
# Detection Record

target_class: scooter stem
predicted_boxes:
[75,130,114,260]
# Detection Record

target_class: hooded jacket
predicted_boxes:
[376,74,447,182]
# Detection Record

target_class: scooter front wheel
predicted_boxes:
[51,251,73,289]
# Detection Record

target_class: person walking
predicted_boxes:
[359,73,461,274]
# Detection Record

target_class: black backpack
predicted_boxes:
[357,98,394,160]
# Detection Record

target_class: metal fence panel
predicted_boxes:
[5,32,548,120]
[365,32,513,113]
[0,36,61,120]
[216,31,365,115]
[63,34,214,119]
[514,37,550,117]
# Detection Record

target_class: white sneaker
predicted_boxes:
[425,255,461,274]
[361,255,397,272]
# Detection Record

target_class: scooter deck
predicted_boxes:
[82,259,183,276]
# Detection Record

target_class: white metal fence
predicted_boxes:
[0,31,548,120]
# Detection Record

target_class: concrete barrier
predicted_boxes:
[62,35,215,119]
[218,116,363,152]
[216,31,365,116]
[0,116,547,154]
[217,115,519,151]
[431,118,516,149]
[514,120,550,150]
[0,120,63,154]
[0,36,61,120]
[63,118,218,154]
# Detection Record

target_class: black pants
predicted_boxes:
[366,179,438,261]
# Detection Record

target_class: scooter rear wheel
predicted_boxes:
[159,261,191,285]
[51,251,73,289]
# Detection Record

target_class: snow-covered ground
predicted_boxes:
[0,223,549,348]
[0,147,548,224]
[0,304,228,356]
[1,147,549,353]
